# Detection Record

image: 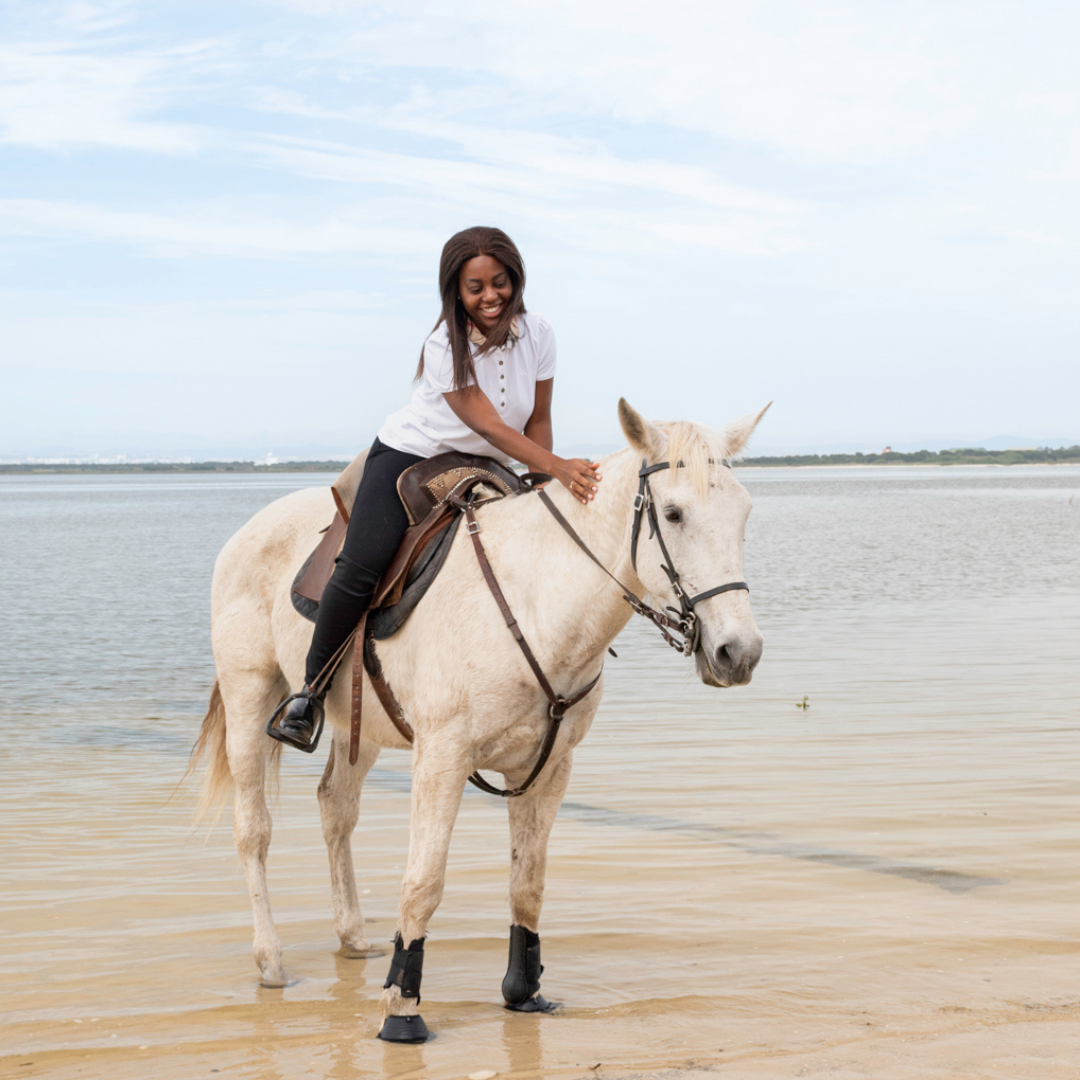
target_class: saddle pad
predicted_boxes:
[290,514,462,639]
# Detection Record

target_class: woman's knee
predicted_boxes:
[329,552,382,599]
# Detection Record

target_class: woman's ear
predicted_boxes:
[618,398,665,460]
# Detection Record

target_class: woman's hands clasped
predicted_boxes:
[552,457,602,505]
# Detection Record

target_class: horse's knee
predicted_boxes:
[509,872,545,928]
[399,877,444,939]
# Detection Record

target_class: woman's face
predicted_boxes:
[458,254,513,334]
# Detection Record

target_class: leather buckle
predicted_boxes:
[548,698,569,721]
[466,519,481,535]
[633,493,647,512]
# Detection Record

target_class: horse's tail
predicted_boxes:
[186,680,234,824]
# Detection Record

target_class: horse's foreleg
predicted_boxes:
[223,675,290,988]
[503,752,573,1011]
[318,727,380,957]
[378,731,470,1043]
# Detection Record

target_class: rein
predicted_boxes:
[538,458,749,657]
[453,493,602,798]
[352,455,749,799]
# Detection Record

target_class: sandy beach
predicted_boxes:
[1,467,1077,1079]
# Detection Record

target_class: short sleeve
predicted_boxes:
[535,316,557,380]
[422,333,458,394]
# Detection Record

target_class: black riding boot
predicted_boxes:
[266,554,380,752]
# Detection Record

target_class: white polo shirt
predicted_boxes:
[378,311,556,465]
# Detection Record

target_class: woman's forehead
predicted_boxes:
[460,254,507,281]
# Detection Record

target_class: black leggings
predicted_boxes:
[304,437,423,688]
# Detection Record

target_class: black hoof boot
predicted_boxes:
[378,1013,430,1043]
[502,925,556,1011]
[379,934,430,1042]
[265,690,325,753]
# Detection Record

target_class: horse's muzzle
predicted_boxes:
[695,627,763,688]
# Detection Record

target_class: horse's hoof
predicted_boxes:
[338,945,386,960]
[259,973,288,989]
[378,1014,431,1043]
[505,993,557,1013]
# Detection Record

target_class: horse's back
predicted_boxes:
[212,484,335,625]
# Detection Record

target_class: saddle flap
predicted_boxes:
[291,450,524,632]
[396,452,522,526]
[331,448,370,524]
[293,511,347,602]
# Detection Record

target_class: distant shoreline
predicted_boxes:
[3,446,1079,475]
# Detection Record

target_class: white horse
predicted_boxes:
[190,399,767,1039]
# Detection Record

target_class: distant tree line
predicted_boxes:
[0,461,352,474]
[739,446,1080,467]
[3,446,1079,474]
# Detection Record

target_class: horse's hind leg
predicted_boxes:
[503,753,573,1011]
[222,670,290,987]
[318,726,380,957]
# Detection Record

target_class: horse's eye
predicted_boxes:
[664,506,682,524]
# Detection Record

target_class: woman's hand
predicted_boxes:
[552,457,602,505]
[441,381,600,503]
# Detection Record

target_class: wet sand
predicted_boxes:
[1,468,1077,1078]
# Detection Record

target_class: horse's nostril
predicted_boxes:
[716,644,732,667]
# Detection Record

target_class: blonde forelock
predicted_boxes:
[654,421,732,498]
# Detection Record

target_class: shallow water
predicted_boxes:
[1,466,1078,1079]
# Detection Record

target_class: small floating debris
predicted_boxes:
[796,695,809,710]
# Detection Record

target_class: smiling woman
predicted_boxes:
[269,226,603,756]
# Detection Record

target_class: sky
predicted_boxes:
[2,0,1078,459]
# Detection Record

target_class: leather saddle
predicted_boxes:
[291,450,522,639]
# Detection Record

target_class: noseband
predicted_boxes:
[536,457,749,657]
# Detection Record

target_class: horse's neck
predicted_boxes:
[493,449,642,660]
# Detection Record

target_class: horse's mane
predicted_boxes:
[655,420,733,498]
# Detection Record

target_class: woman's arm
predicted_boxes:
[443,380,601,504]
[522,378,554,453]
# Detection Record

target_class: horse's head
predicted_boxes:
[618,398,769,688]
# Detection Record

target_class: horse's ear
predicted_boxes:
[618,398,664,459]
[723,402,772,456]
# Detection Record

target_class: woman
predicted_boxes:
[270,226,603,751]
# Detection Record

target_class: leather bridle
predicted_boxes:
[350,456,751,800]
[535,458,748,658]
[626,458,750,656]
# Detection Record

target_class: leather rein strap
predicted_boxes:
[346,481,602,795]
[346,457,747,785]
[537,458,749,658]
[454,495,602,798]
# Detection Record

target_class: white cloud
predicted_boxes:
[0,44,204,153]
[2,0,1079,451]
[264,0,1080,167]
[0,196,440,258]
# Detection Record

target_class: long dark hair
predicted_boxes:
[416,226,527,391]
